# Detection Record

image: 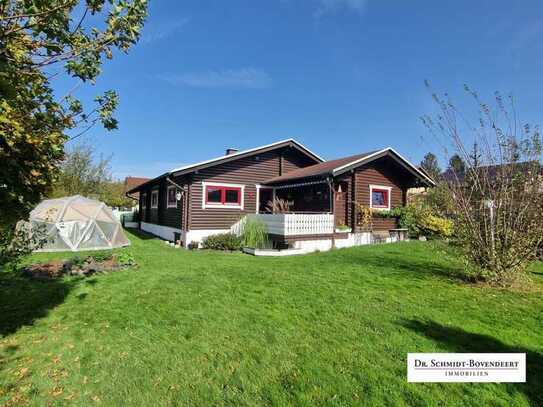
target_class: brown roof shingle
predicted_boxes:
[263,151,377,185]
[124,177,150,193]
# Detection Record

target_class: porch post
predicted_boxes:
[328,177,336,247]
[328,178,334,216]
[255,185,260,214]
[351,171,356,232]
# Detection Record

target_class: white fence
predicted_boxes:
[255,213,334,236]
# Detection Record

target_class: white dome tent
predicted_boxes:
[29,195,130,252]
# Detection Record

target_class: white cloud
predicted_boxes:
[314,0,368,18]
[141,17,190,44]
[157,68,272,89]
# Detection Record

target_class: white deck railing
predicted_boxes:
[255,213,334,236]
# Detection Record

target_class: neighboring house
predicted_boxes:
[407,167,434,201]
[441,162,543,187]
[127,139,434,251]
[124,176,150,202]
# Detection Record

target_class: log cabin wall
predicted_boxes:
[189,148,315,230]
[338,156,412,232]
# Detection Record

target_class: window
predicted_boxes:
[202,182,244,209]
[370,185,391,210]
[151,190,158,208]
[141,193,146,209]
[167,186,178,208]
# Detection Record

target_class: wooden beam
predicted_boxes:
[351,171,357,232]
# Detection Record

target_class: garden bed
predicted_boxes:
[22,252,136,280]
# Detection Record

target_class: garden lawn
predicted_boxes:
[1,230,542,406]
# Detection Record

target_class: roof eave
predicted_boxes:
[126,139,322,193]
[126,173,169,194]
[332,148,436,187]
[263,172,331,186]
[171,139,323,177]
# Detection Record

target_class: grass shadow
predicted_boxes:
[0,269,75,338]
[124,228,158,240]
[400,319,543,405]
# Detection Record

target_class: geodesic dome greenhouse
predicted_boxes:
[29,195,130,252]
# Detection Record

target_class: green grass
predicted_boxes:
[1,230,542,406]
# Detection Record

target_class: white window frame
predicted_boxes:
[369,184,392,211]
[166,185,178,208]
[202,181,245,210]
[151,189,159,209]
[255,184,275,214]
[141,193,147,209]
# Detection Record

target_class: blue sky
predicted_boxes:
[66,0,543,179]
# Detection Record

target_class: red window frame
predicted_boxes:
[205,185,242,206]
[371,188,389,208]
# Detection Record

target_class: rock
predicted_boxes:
[81,259,102,274]
[418,236,427,241]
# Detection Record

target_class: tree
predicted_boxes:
[420,152,441,181]
[421,85,543,286]
[52,143,111,199]
[100,181,134,209]
[0,1,147,264]
[52,143,134,208]
[448,154,466,178]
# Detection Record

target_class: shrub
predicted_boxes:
[265,198,292,214]
[116,252,136,267]
[389,206,421,237]
[202,233,242,251]
[0,222,47,267]
[353,203,373,231]
[187,241,199,250]
[241,217,269,249]
[422,85,543,285]
[390,204,453,239]
[91,251,114,262]
[419,214,453,237]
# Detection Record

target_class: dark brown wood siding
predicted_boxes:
[282,149,318,175]
[139,182,156,224]
[189,148,314,230]
[348,157,411,232]
[138,176,187,230]
[160,175,187,229]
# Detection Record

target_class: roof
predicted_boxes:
[169,138,323,175]
[124,177,150,193]
[263,152,377,184]
[127,139,323,193]
[441,161,542,184]
[263,148,436,186]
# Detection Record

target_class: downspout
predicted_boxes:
[166,176,185,191]
[166,175,188,241]
[327,177,335,248]
[125,192,138,202]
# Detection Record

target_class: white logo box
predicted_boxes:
[407,353,526,383]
